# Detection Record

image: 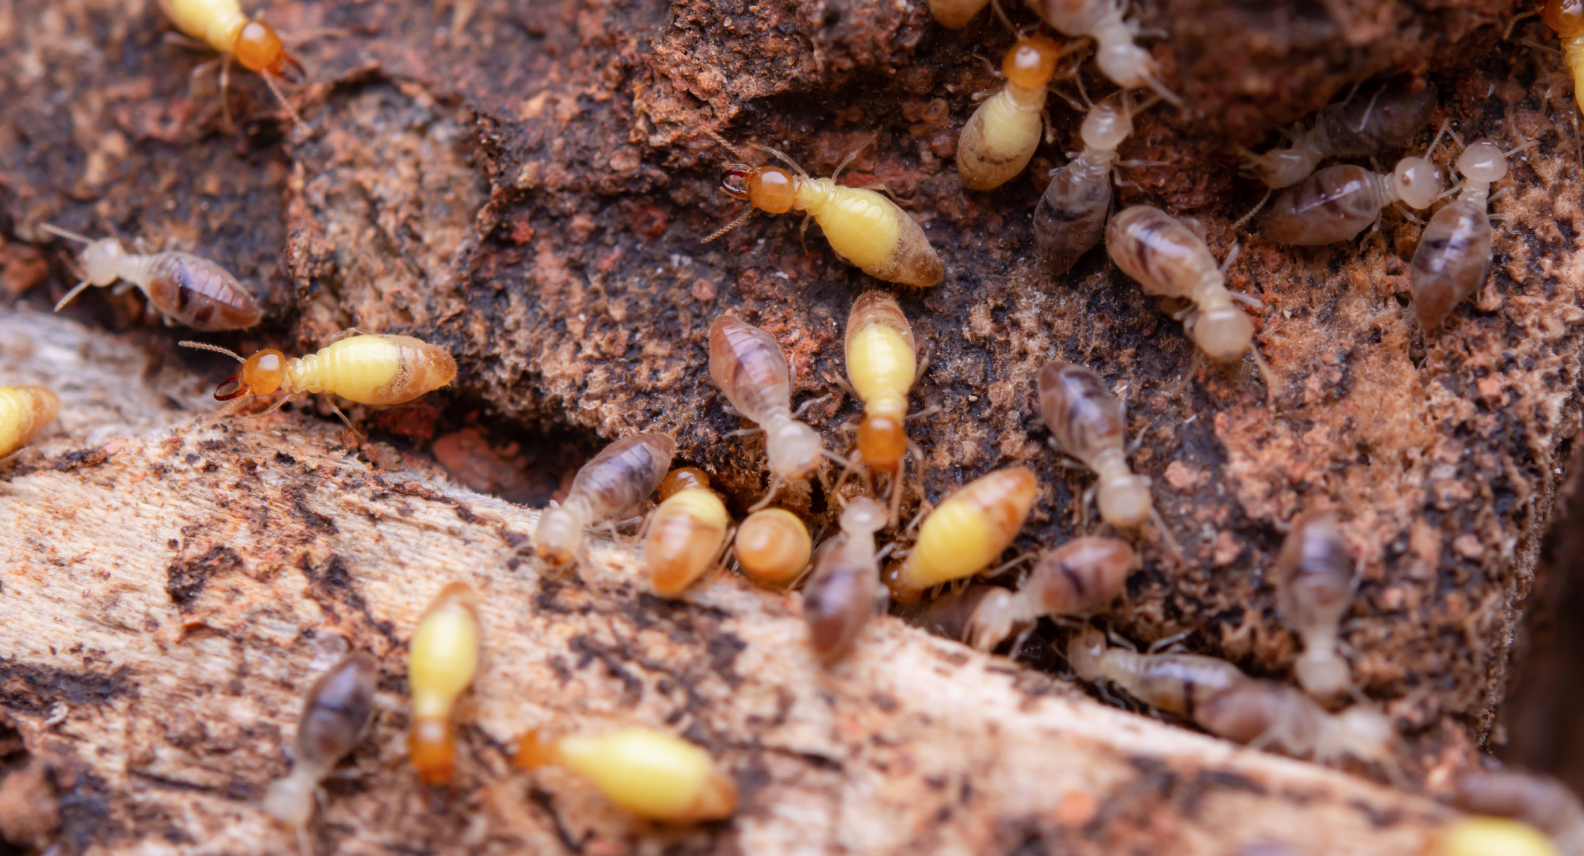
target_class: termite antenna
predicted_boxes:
[703,210,754,244]
[38,223,94,245]
[830,133,878,184]
[178,340,246,362]
[1229,188,1272,233]
[52,281,95,313]
[260,72,308,134]
[702,128,750,162]
[746,142,812,181]
[1423,119,1451,159]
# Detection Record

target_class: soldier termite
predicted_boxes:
[1022,0,1180,106]
[1034,90,1155,276]
[1545,0,1584,116]
[840,291,928,524]
[1410,138,1534,331]
[1239,80,1437,189]
[1274,512,1355,700]
[1038,362,1152,529]
[909,536,1135,651]
[883,467,1039,604]
[734,508,813,585]
[515,726,738,823]
[264,652,378,853]
[407,583,480,787]
[40,224,263,331]
[158,0,307,126]
[958,36,1078,191]
[1429,817,1562,856]
[0,386,60,460]
[703,131,944,288]
[709,316,826,509]
[534,434,676,569]
[643,468,732,597]
[803,496,889,665]
[1455,769,1584,856]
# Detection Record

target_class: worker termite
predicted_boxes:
[534,434,677,568]
[1065,624,1248,719]
[1455,769,1584,856]
[1410,138,1533,331]
[709,316,825,508]
[883,467,1039,604]
[1274,512,1354,700]
[840,291,927,523]
[1240,80,1437,188]
[643,468,731,597]
[1038,362,1152,529]
[803,497,888,665]
[1429,817,1562,856]
[1034,91,1153,275]
[1023,0,1180,105]
[40,224,262,331]
[958,36,1076,191]
[264,652,378,853]
[734,508,813,586]
[910,536,1135,651]
[703,131,944,288]
[158,0,306,126]
[1260,123,1448,246]
[1545,0,1584,116]
[0,386,60,460]
[515,726,737,823]
[408,583,481,787]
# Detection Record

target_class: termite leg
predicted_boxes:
[905,404,941,422]
[749,475,786,512]
[1146,628,1195,654]
[793,393,830,418]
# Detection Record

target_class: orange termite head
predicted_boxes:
[234,19,305,82]
[513,727,562,770]
[1546,0,1584,36]
[216,350,288,400]
[719,164,796,214]
[659,466,711,500]
[1003,35,1063,89]
[409,718,455,785]
[857,401,907,471]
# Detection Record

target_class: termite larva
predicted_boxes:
[534,434,676,568]
[704,131,943,288]
[958,36,1071,191]
[643,468,731,597]
[408,583,480,787]
[803,497,888,665]
[1455,770,1584,856]
[1240,80,1437,188]
[709,316,825,507]
[180,334,456,412]
[1023,0,1179,105]
[158,0,305,123]
[734,508,813,585]
[516,727,738,823]
[843,291,923,521]
[0,386,60,459]
[1106,205,1262,364]
[264,652,378,847]
[1274,512,1354,699]
[1038,362,1152,528]
[1034,93,1146,275]
[1546,0,1584,116]
[41,224,262,331]
[1429,818,1562,856]
[883,467,1039,604]
[1260,124,1448,246]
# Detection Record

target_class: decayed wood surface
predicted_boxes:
[0,311,1462,855]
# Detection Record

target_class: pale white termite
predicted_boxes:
[802,497,889,665]
[534,434,677,567]
[1022,0,1180,105]
[1038,361,1152,528]
[1034,91,1152,275]
[264,652,378,853]
[709,315,825,509]
[1240,81,1437,188]
[1273,512,1354,700]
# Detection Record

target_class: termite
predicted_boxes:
[910,536,1135,651]
[703,131,944,288]
[643,467,731,597]
[1034,91,1152,275]
[516,726,737,823]
[1455,770,1584,856]
[1429,818,1562,856]
[534,434,676,568]
[1023,0,1180,105]
[1065,624,1248,719]
[0,386,60,459]
[734,508,813,585]
[1260,123,1448,246]
[883,467,1039,604]
[1240,80,1437,189]
[1273,512,1354,700]
[1410,139,1532,331]
[40,224,262,331]
[803,497,889,665]
[264,652,378,852]
[407,582,480,787]
[841,291,926,522]
[1546,0,1584,116]
[158,0,306,125]
[1038,361,1152,529]
[958,36,1074,191]
[930,0,991,28]
[709,316,825,508]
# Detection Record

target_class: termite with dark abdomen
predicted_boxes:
[1240,81,1437,189]
[0,386,60,459]
[1261,125,1448,246]
[1195,680,1396,767]
[1034,94,1147,275]
[535,434,676,568]
[883,467,1039,604]
[264,652,378,850]
[1066,624,1247,719]
[734,509,813,585]
[159,0,306,125]
[803,497,888,665]
[843,292,925,522]
[704,131,943,288]
[1545,0,1584,116]
[42,224,262,331]
[516,727,738,823]
[709,316,825,507]
[1023,0,1179,105]
[1038,362,1152,529]
[1455,770,1584,856]
[408,583,480,787]
[958,36,1071,191]
[1274,512,1354,700]
[643,468,731,597]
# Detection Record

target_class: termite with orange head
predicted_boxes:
[841,292,927,523]
[1038,362,1152,529]
[1023,0,1180,106]
[516,726,737,823]
[703,131,943,288]
[1034,90,1154,275]
[158,0,308,126]
[1239,80,1437,189]
[1274,512,1354,700]
[1546,0,1584,116]
[883,467,1039,604]
[263,652,378,851]
[643,468,732,597]
[40,224,262,331]
[407,583,480,787]
[0,386,60,460]
[535,434,676,569]
[709,316,826,509]
[733,508,813,586]
[802,496,889,665]
[957,36,1076,191]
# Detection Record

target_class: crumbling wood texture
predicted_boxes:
[0,311,1461,855]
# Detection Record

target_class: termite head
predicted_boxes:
[1244,148,1320,189]
[534,506,584,567]
[659,467,711,499]
[513,727,562,770]
[1097,474,1152,529]
[81,239,127,286]
[1065,625,1107,680]
[235,19,304,82]
[1095,42,1154,93]
[1457,140,1508,184]
[408,718,455,785]
[1332,706,1395,764]
[1003,35,1064,89]
[858,397,907,471]
[215,349,288,400]
[839,496,887,536]
[1081,100,1133,153]
[1546,0,1584,37]
[1295,650,1350,699]
[766,420,824,480]
[1189,304,1254,363]
[1391,156,1443,209]
[262,772,314,828]
[720,165,797,214]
